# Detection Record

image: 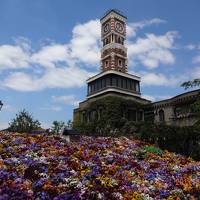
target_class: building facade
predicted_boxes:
[153,89,199,126]
[73,9,199,127]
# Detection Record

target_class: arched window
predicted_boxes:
[159,109,165,122]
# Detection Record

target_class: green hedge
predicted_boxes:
[131,122,200,161]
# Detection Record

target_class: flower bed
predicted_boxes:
[0,131,200,199]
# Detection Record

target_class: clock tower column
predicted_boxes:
[100,10,127,73]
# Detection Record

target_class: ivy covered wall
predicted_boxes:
[73,96,153,135]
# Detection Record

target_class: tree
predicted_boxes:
[181,78,200,125]
[181,78,200,90]
[50,121,65,135]
[9,109,41,133]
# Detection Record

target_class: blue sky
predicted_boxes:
[0,0,200,129]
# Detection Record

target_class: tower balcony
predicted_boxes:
[101,43,127,54]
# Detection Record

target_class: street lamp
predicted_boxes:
[0,101,3,111]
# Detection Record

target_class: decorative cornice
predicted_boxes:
[101,43,127,53]
[87,70,141,83]
[153,89,200,108]
[87,87,141,99]
[100,10,127,24]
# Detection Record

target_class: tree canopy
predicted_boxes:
[181,78,200,90]
[9,109,41,133]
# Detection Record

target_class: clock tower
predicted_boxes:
[74,9,151,126]
[101,10,127,73]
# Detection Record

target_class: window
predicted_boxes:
[127,79,131,90]
[91,110,98,121]
[118,59,122,66]
[122,38,124,45]
[102,78,106,87]
[116,77,119,87]
[106,77,110,86]
[94,82,97,92]
[105,60,109,67]
[82,112,86,122]
[88,85,91,94]
[121,78,123,88]
[130,80,133,90]
[123,79,126,89]
[111,34,114,42]
[125,79,128,89]
[136,83,139,92]
[137,110,143,121]
[91,84,94,92]
[100,79,103,89]
[110,77,112,86]
[112,77,116,86]
[159,110,165,122]
[97,80,99,90]
[118,37,121,44]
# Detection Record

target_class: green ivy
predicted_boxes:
[73,96,148,135]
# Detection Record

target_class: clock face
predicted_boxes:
[115,22,124,33]
[103,23,110,34]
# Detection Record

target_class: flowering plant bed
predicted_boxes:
[0,131,200,199]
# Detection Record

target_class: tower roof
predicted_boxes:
[100,9,127,21]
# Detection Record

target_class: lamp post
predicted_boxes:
[0,101,3,111]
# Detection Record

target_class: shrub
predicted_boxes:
[134,122,200,160]
[144,145,163,156]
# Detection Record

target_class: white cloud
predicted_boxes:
[193,55,200,64]
[127,18,166,38]
[2,72,40,92]
[52,95,79,106]
[31,44,71,69]
[0,45,30,70]
[0,18,178,92]
[191,66,200,78]
[40,67,94,89]
[13,37,32,52]
[2,67,93,92]
[141,72,183,87]
[185,44,196,50]
[40,105,62,112]
[128,31,178,69]
[142,94,156,101]
[1,104,16,112]
[51,106,62,112]
[70,19,101,66]
[184,44,200,51]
